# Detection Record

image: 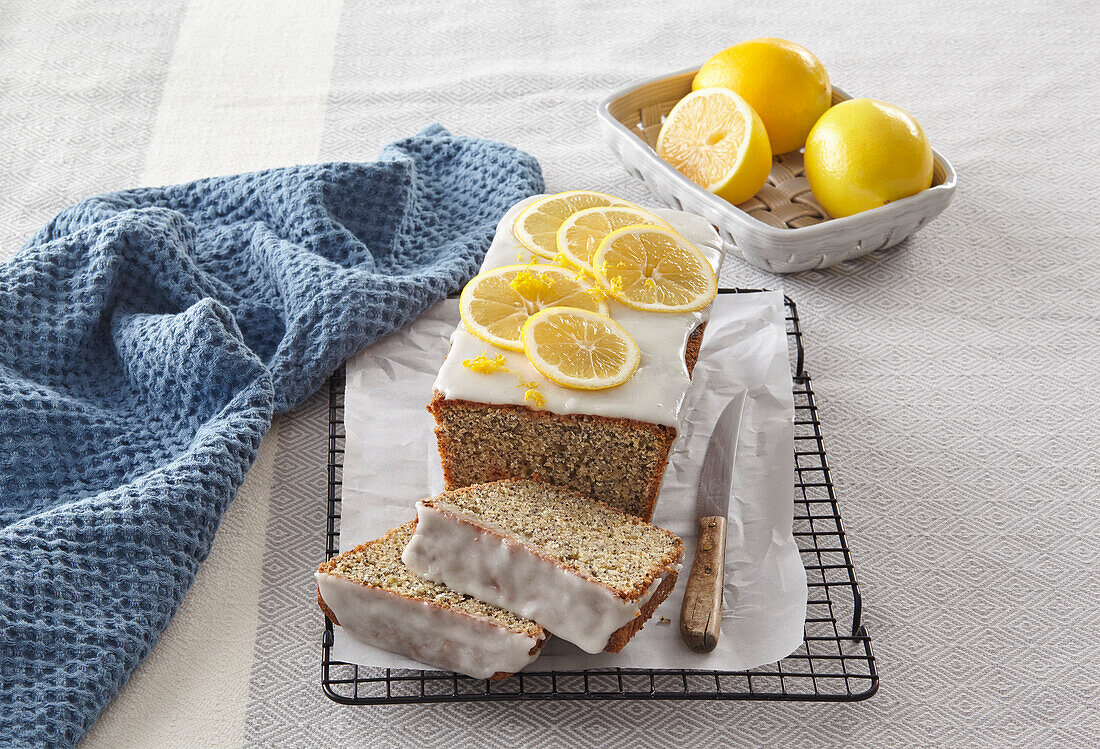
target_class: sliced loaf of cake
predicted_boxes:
[428,194,723,521]
[316,520,546,679]
[401,480,684,654]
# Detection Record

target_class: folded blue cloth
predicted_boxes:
[0,125,543,747]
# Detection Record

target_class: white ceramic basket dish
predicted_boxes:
[598,68,957,274]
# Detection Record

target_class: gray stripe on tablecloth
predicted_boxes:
[241,390,341,745]
[0,1,186,263]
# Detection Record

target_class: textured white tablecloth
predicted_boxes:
[2,1,1097,747]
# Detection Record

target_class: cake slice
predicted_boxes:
[316,520,546,680]
[401,480,685,654]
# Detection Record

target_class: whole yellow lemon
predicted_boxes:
[693,38,831,154]
[803,98,934,218]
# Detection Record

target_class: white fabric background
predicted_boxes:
[1,1,1097,747]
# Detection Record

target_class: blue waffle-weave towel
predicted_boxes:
[0,125,543,748]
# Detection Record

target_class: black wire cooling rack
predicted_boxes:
[320,290,878,704]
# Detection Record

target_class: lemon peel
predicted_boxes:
[509,268,555,297]
[462,351,547,408]
[516,379,546,408]
[462,351,510,375]
[584,285,606,302]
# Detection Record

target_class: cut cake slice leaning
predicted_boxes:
[401,480,685,654]
[316,520,546,680]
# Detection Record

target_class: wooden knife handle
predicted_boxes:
[680,516,727,653]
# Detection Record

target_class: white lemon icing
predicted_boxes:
[432,195,724,428]
[402,499,674,654]
[315,572,543,679]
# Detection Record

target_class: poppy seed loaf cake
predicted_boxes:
[316,520,546,679]
[428,195,723,519]
[402,480,684,653]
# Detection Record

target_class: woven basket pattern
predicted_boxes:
[599,69,957,273]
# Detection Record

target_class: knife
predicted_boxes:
[680,391,747,653]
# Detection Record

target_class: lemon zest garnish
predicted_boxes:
[607,276,624,294]
[509,269,555,297]
[462,351,510,375]
[463,353,549,407]
[644,277,657,290]
[513,378,546,408]
[553,253,573,269]
[585,285,606,302]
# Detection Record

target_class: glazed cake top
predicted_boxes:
[432,195,723,428]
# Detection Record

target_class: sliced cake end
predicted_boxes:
[316,520,546,680]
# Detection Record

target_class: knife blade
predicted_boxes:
[680,391,747,653]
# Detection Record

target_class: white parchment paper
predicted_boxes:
[332,290,807,672]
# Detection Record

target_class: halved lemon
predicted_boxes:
[556,206,674,275]
[592,225,718,312]
[655,87,772,205]
[513,190,636,258]
[521,307,640,390]
[459,264,608,351]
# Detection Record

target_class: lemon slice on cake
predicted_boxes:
[655,87,772,205]
[459,264,608,351]
[513,190,636,258]
[592,225,718,313]
[521,307,640,390]
[556,206,674,275]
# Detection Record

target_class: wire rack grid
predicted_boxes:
[320,290,878,704]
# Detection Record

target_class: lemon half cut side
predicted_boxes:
[656,87,772,206]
